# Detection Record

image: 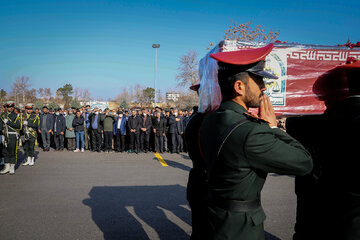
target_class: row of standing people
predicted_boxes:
[37,106,193,154]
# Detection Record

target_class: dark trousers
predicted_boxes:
[163,134,168,152]
[170,133,183,152]
[129,132,140,151]
[23,136,36,157]
[91,130,102,151]
[66,138,76,151]
[114,131,126,152]
[41,129,51,149]
[177,133,183,152]
[187,169,208,240]
[140,132,150,151]
[155,135,164,152]
[170,133,177,152]
[3,134,17,164]
[104,131,113,151]
[166,133,172,151]
[54,134,64,150]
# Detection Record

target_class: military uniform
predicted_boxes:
[200,101,312,240]
[198,44,313,240]
[22,105,40,166]
[288,60,360,240]
[0,102,22,174]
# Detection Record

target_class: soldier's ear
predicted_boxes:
[233,80,246,96]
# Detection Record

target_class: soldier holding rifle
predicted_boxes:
[0,101,22,175]
[22,103,40,166]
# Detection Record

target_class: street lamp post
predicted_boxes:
[152,44,160,107]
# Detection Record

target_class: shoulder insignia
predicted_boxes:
[243,112,269,124]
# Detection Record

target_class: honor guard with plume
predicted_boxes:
[0,101,22,175]
[21,103,40,166]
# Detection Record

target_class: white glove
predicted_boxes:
[23,121,28,125]
[3,119,8,124]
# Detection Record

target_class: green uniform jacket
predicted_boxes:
[23,113,40,137]
[200,101,313,240]
[0,111,22,134]
[65,115,76,138]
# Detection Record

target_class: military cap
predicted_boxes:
[25,103,34,109]
[190,83,200,92]
[313,59,360,102]
[4,101,15,108]
[210,44,278,79]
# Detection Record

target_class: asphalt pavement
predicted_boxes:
[0,148,296,240]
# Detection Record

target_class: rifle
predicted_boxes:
[3,107,9,148]
[22,112,30,142]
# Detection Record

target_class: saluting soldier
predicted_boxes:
[0,101,22,175]
[22,103,40,166]
[199,44,313,240]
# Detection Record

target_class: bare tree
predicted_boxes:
[82,89,91,102]
[116,87,133,104]
[74,87,82,100]
[44,88,52,101]
[174,92,198,110]
[26,89,37,103]
[38,88,45,99]
[11,76,31,105]
[156,89,164,103]
[176,51,200,88]
[0,89,7,105]
[207,20,280,50]
[133,84,145,107]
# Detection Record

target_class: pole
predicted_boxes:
[152,44,160,108]
[155,47,157,107]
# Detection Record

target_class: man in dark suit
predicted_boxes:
[174,110,184,153]
[167,110,177,153]
[89,108,103,152]
[53,108,66,151]
[153,111,166,153]
[39,106,54,151]
[139,109,152,153]
[127,109,140,153]
[113,111,127,152]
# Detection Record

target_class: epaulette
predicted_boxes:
[243,112,269,124]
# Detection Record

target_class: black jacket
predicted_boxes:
[167,115,177,134]
[139,114,152,134]
[175,116,184,134]
[72,115,85,132]
[127,115,140,132]
[153,117,166,136]
[89,113,103,133]
[53,114,66,134]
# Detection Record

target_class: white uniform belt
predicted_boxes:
[8,132,18,135]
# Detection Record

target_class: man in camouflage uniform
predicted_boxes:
[22,103,40,166]
[0,101,22,175]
